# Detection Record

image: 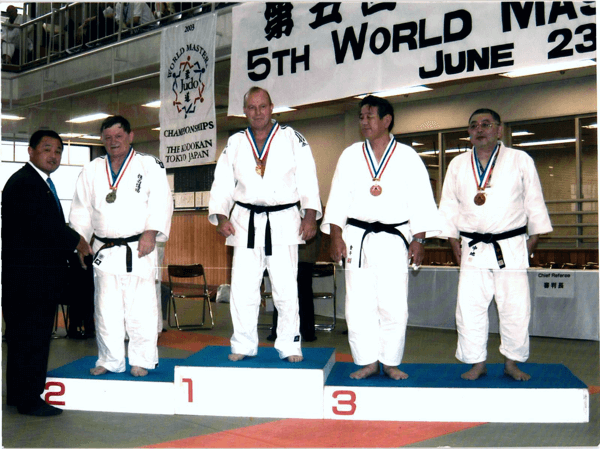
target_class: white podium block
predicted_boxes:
[44,356,179,415]
[175,346,335,419]
[324,363,589,423]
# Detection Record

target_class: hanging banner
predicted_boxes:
[160,13,217,168]
[229,2,596,116]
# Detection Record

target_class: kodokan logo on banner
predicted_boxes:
[160,13,217,168]
[228,2,596,116]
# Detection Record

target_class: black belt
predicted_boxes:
[93,234,142,273]
[459,225,527,269]
[347,218,409,268]
[235,201,299,256]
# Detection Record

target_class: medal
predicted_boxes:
[474,191,486,205]
[363,136,397,198]
[105,147,135,204]
[370,180,382,196]
[106,189,117,203]
[471,144,499,207]
[246,121,279,177]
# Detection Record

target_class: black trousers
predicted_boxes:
[4,299,56,409]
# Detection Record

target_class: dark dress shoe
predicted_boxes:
[18,399,63,416]
[67,330,87,340]
[303,335,317,342]
[266,333,276,342]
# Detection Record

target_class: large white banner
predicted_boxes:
[160,14,217,168]
[229,2,596,116]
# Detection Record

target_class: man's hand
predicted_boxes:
[449,237,462,266]
[299,209,317,241]
[329,224,347,264]
[76,235,93,269]
[408,232,425,266]
[526,234,539,257]
[138,230,158,258]
[216,214,235,238]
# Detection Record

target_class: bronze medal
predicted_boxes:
[106,189,117,203]
[474,192,486,206]
[255,164,265,176]
[370,184,382,196]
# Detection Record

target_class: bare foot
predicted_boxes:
[382,364,409,380]
[228,353,246,361]
[90,366,108,376]
[350,361,380,379]
[287,355,303,363]
[504,359,530,381]
[131,366,148,377]
[461,362,487,380]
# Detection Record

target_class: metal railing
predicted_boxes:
[2,2,229,72]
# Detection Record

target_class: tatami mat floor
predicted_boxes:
[2,301,599,448]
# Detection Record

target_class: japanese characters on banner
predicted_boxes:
[160,14,217,168]
[228,2,596,116]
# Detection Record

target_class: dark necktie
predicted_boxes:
[47,177,61,209]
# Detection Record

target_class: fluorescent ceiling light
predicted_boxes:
[582,124,597,129]
[273,106,295,114]
[499,59,596,78]
[356,85,432,99]
[152,127,161,131]
[419,148,465,155]
[59,133,83,138]
[514,138,576,147]
[512,131,534,136]
[143,100,161,108]
[412,142,424,146]
[230,106,296,118]
[1,114,25,120]
[67,113,110,123]
[81,134,102,140]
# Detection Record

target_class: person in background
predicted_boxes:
[267,219,322,342]
[1,5,33,64]
[438,108,553,381]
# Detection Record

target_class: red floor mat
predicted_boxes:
[145,419,484,448]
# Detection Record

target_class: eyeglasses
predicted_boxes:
[468,122,500,131]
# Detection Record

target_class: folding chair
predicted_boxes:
[312,261,337,331]
[167,264,214,330]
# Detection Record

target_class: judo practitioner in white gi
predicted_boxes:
[439,108,552,381]
[322,95,440,379]
[70,115,174,377]
[209,87,322,362]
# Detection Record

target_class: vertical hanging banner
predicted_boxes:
[160,13,217,168]
[228,2,596,116]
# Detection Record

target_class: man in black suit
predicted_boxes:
[2,130,92,416]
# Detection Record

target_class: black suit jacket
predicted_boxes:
[2,163,81,306]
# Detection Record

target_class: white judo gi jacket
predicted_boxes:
[70,150,174,279]
[208,122,322,243]
[439,143,553,269]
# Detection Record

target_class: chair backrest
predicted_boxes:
[312,262,335,278]
[168,264,205,279]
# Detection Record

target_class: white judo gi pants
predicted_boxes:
[230,245,301,359]
[344,225,409,367]
[93,270,159,372]
[455,267,530,364]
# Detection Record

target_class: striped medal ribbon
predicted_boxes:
[471,143,499,206]
[363,137,397,196]
[245,121,280,177]
[105,148,135,203]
